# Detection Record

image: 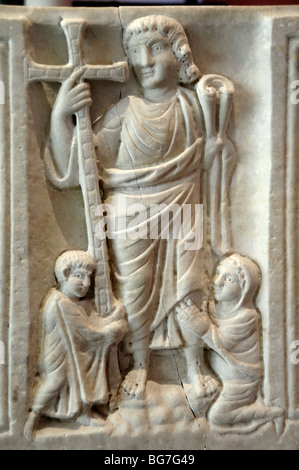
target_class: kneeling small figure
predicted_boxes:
[176,254,284,434]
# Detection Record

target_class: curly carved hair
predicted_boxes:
[123,15,201,84]
[54,250,96,285]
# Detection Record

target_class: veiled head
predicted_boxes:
[214,254,260,310]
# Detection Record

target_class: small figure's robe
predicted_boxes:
[32,288,125,419]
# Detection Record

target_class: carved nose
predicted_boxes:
[140,47,154,67]
[214,275,224,287]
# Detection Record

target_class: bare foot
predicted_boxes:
[274,411,285,436]
[23,411,39,442]
[109,389,120,413]
[121,367,147,400]
[191,372,219,398]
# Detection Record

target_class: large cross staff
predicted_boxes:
[25,18,129,316]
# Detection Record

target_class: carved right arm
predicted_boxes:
[45,68,92,185]
[55,296,126,348]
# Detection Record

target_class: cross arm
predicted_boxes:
[25,58,129,83]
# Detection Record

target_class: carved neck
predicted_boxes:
[216,299,240,316]
[142,85,178,103]
[216,298,254,317]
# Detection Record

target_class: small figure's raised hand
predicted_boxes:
[104,320,126,345]
[176,298,211,338]
[101,299,128,344]
[52,67,92,119]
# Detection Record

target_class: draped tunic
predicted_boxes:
[205,307,262,380]
[44,86,207,352]
[32,289,125,418]
[202,307,267,431]
[93,88,205,351]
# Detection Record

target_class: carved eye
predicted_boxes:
[131,47,140,55]
[152,42,165,53]
[226,275,236,283]
[74,273,84,280]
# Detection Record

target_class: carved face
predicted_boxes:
[127,31,178,91]
[62,267,92,300]
[213,264,242,305]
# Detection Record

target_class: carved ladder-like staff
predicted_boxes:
[26,18,129,315]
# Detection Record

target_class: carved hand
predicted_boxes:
[175,298,211,337]
[103,320,126,344]
[100,300,128,345]
[52,67,92,119]
[48,67,92,177]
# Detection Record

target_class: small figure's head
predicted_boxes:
[213,254,260,310]
[54,250,96,300]
[123,15,200,89]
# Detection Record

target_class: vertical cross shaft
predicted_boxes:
[25,18,129,315]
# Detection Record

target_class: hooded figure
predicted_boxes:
[176,254,284,434]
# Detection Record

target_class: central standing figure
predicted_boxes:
[46,15,235,400]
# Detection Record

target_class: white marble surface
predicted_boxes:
[0,4,298,449]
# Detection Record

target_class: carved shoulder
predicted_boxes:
[179,86,203,133]
[41,288,64,329]
[93,96,131,164]
[42,288,61,311]
[93,96,130,134]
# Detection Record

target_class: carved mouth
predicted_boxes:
[214,287,222,293]
[141,69,154,76]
